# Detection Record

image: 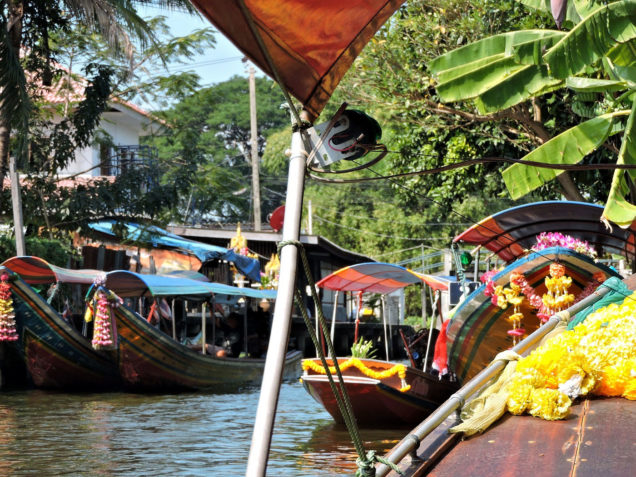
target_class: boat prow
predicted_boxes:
[301,357,457,426]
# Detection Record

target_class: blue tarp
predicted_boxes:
[88,220,261,282]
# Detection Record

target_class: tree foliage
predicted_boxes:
[148,75,289,225]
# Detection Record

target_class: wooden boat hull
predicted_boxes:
[394,397,635,477]
[446,248,620,384]
[301,358,457,426]
[7,274,120,390]
[114,304,302,391]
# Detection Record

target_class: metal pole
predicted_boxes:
[421,245,426,327]
[201,302,207,355]
[246,124,307,477]
[307,199,313,235]
[375,285,611,476]
[171,299,176,340]
[422,291,439,372]
[330,290,339,345]
[249,66,262,231]
[382,296,389,360]
[9,157,25,256]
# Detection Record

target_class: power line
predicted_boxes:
[313,214,450,243]
[310,202,470,227]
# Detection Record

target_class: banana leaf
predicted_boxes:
[502,111,629,199]
[545,1,636,79]
[604,39,636,83]
[474,64,562,113]
[433,32,564,106]
[566,77,628,93]
[429,30,562,76]
[602,98,636,228]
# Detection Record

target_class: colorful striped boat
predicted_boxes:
[1,257,120,390]
[301,262,458,426]
[445,247,620,384]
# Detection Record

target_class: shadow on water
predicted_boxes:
[0,382,409,476]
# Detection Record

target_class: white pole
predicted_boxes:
[9,157,25,256]
[423,291,439,372]
[330,290,339,344]
[201,302,207,355]
[307,199,313,235]
[382,296,389,361]
[246,124,307,477]
[249,66,262,231]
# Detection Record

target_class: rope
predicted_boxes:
[356,450,402,477]
[278,240,385,472]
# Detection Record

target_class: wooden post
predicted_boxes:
[249,66,261,231]
[9,157,25,256]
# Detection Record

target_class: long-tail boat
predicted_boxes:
[96,270,302,392]
[441,201,631,385]
[300,262,458,426]
[0,256,121,390]
[372,201,636,475]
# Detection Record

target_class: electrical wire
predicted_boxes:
[308,155,636,184]
[312,153,636,303]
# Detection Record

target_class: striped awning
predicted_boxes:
[2,256,101,285]
[453,201,636,263]
[2,256,276,300]
[317,262,449,294]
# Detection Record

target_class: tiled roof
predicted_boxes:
[34,66,164,125]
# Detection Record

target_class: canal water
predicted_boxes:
[0,382,407,476]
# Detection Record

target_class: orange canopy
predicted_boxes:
[190,0,405,119]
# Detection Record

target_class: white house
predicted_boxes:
[39,70,165,180]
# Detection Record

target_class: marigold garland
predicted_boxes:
[302,358,411,392]
[0,273,18,342]
[504,291,636,420]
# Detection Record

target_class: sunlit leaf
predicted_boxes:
[545,1,636,79]
[565,76,628,93]
[502,111,629,199]
[602,98,636,228]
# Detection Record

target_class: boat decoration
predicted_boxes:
[301,262,458,426]
[88,277,120,351]
[0,272,18,342]
[0,257,121,390]
[483,232,600,345]
[504,285,636,420]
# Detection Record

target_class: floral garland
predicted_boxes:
[89,276,120,351]
[505,291,636,420]
[532,232,597,259]
[0,273,18,342]
[302,358,411,392]
[487,262,576,343]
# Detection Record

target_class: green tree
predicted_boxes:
[427,0,636,227]
[150,76,289,225]
[0,0,197,200]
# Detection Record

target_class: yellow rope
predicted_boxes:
[302,358,411,391]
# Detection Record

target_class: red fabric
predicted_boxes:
[432,320,450,376]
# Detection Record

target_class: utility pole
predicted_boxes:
[249,66,262,231]
[307,199,313,235]
[9,156,25,256]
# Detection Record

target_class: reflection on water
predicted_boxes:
[0,383,406,476]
